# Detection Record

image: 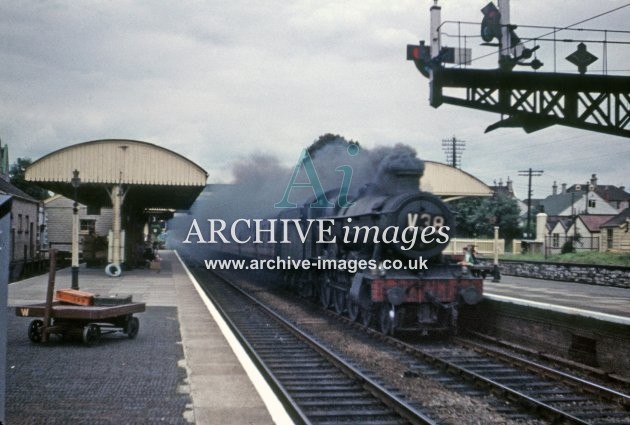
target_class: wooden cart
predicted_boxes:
[16,301,146,346]
[15,250,145,346]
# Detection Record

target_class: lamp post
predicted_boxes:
[71,169,81,289]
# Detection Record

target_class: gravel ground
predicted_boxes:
[228,272,545,425]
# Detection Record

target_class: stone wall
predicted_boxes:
[500,260,630,288]
[461,299,630,378]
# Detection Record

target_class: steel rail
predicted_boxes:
[454,336,630,409]
[316,302,626,424]
[192,266,437,425]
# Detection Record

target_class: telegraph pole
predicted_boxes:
[518,168,543,238]
[441,136,466,168]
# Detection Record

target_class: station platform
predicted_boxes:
[6,250,290,425]
[484,274,630,324]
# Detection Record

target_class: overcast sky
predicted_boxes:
[1,0,628,200]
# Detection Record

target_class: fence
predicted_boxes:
[444,238,505,257]
[545,235,600,256]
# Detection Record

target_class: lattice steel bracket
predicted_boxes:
[429,67,630,137]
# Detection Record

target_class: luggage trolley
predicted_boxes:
[16,300,145,346]
[15,250,145,346]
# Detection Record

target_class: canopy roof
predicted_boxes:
[421,161,492,200]
[26,139,208,210]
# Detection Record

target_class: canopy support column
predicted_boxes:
[106,184,127,277]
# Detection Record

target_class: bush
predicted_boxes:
[561,240,575,254]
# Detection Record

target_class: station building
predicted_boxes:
[26,139,207,274]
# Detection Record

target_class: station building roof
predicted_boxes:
[421,161,492,200]
[25,139,208,210]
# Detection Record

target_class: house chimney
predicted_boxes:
[0,138,9,180]
[552,181,557,195]
[506,177,513,194]
[590,173,598,187]
[561,183,567,194]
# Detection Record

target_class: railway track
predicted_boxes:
[187,265,436,425]
[314,301,630,425]
[408,339,630,425]
[184,254,630,424]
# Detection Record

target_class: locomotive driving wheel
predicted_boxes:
[347,299,360,322]
[296,270,315,300]
[360,306,374,327]
[319,272,333,308]
[378,303,397,335]
[333,288,346,314]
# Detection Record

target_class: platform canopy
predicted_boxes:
[26,139,208,210]
[421,161,492,200]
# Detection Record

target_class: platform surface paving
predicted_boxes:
[6,251,277,425]
[485,274,630,318]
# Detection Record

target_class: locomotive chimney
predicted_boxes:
[376,150,425,195]
[378,166,424,195]
[393,170,423,194]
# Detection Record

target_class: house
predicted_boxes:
[539,190,618,217]
[600,208,630,252]
[567,174,630,212]
[0,176,41,281]
[43,194,113,264]
[490,177,528,218]
[539,180,619,254]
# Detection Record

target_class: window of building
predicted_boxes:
[80,219,96,235]
[606,229,614,249]
[18,214,23,233]
[25,215,29,233]
[588,199,596,208]
[552,233,560,248]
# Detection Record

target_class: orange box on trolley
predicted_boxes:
[55,288,95,306]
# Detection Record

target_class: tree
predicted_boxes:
[451,194,522,241]
[9,158,49,200]
[307,133,360,158]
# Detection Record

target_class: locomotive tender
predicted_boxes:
[224,157,483,335]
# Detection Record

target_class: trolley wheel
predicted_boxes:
[125,317,140,339]
[82,324,101,346]
[28,319,44,343]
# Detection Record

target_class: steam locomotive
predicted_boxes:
[223,158,483,335]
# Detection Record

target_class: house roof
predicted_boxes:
[567,184,630,202]
[594,185,630,202]
[0,177,38,203]
[539,192,585,215]
[578,214,616,232]
[546,215,573,231]
[601,208,630,228]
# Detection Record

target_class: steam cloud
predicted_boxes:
[167,137,425,247]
